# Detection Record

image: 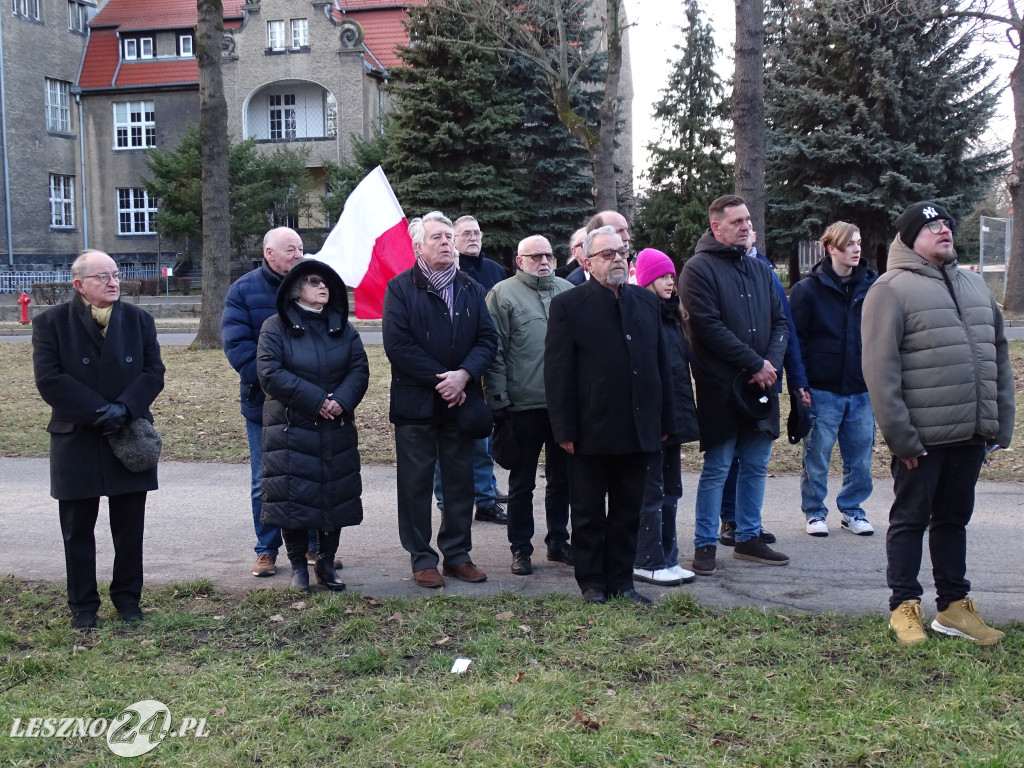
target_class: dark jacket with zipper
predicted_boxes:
[33,297,165,499]
[382,263,498,425]
[257,260,369,531]
[222,260,284,423]
[679,229,789,449]
[789,256,876,395]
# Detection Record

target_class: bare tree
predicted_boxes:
[430,0,625,210]
[732,0,767,251]
[192,0,230,349]
[845,0,1023,311]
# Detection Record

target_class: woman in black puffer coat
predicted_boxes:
[257,259,369,591]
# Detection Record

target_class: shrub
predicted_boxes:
[30,282,75,306]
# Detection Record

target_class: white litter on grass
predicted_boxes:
[450,658,472,674]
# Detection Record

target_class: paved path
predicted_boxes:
[4,457,1022,622]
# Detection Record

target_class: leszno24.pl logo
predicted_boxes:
[9,700,209,757]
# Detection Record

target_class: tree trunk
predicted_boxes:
[192,0,230,350]
[732,0,766,251]
[594,0,622,210]
[1004,40,1024,313]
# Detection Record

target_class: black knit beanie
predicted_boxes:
[895,201,955,247]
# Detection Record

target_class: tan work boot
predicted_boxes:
[890,599,928,645]
[252,553,277,577]
[932,598,1006,645]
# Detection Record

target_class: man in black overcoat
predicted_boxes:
[545,226,672,605]
[33,249,165,630]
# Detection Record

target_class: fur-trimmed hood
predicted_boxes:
[275,259,350,336]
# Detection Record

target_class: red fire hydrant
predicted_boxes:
[18,291,31,324]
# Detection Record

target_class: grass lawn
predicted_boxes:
[1,340,1022,480]
[2,576,1022,767]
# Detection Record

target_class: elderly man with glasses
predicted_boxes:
[863,201,1014,646]
[484,235,575,576]
[33,249,165,630]
[544,226,673,605]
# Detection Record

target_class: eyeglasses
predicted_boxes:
[303,275,326,287]
[456,230,482,238]
[570,242,584,251]
[588,248,629,261]
[925,219,957,235]
[84,271,120,284]
[521,252,553,262]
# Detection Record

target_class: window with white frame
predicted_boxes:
[268,93,296,140]
[324,92,337,137]
[113,101,155,149]
[124,38,138,59]
[140,37,153,58]
[45,79,71,134]
[68,0,89,33]
[267,20,285,50]
[290,19,308,49]
[178,34,193,57]
[13,0,40,20]
[117,188,156,235]
[49,174,74,228]
[123,36,154,60]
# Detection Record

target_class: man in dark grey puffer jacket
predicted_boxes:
[863,201,1014,646]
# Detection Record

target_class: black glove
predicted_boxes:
[94,402,129,435]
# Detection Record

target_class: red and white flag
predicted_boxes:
[312,166,415,319]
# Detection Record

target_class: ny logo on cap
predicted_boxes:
[922,206,939,219]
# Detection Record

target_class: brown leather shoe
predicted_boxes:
[442,561,487,583]
[412,567,445,588]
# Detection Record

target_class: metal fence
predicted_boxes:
[797,241,824,278]
[978,215,1011,303]
[0,265,160,294]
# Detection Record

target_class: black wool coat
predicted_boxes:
[33,298,165,500]
[544,279,672,455]
[257,260,369,531]
[382,265,497,425]
[679,230,789,449]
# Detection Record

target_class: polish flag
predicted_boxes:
[312,166,415,319]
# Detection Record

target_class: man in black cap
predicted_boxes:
[862,201,1014,646]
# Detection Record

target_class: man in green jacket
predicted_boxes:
[862,201,1014,646]
[484,235,574,576]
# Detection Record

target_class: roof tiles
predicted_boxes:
[91,0,245,30]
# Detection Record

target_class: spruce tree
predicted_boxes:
[765,0,1004,274]
[633,0,732,263]
[383,1,530,263]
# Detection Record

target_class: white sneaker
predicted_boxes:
[806,518,829,537]
[841,515,874,535]
[633,567,685,586]
[667,564,696,583]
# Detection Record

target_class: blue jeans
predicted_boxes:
[434,435,497,510]
[800,389,874,521]
[635,447,682,570]
[246,418,314,556]
[694,432,774,548]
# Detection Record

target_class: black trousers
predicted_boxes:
[395,422,475,571]
[887,444,984,611]
[58,492,147,617]
[506,409,570,557]
[568,452,652,594]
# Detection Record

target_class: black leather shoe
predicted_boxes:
[612,588,654,606]
[582,589,607,604]
[719,521,737,547]
[511,551,533,575]
[119,607,145,624]
[495,489,509,504]
[475,503,508,524]
[71,612,97,631]
[546,545,574,566]
[758,527,777,544]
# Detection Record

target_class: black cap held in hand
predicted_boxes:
[895,201,954,247]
